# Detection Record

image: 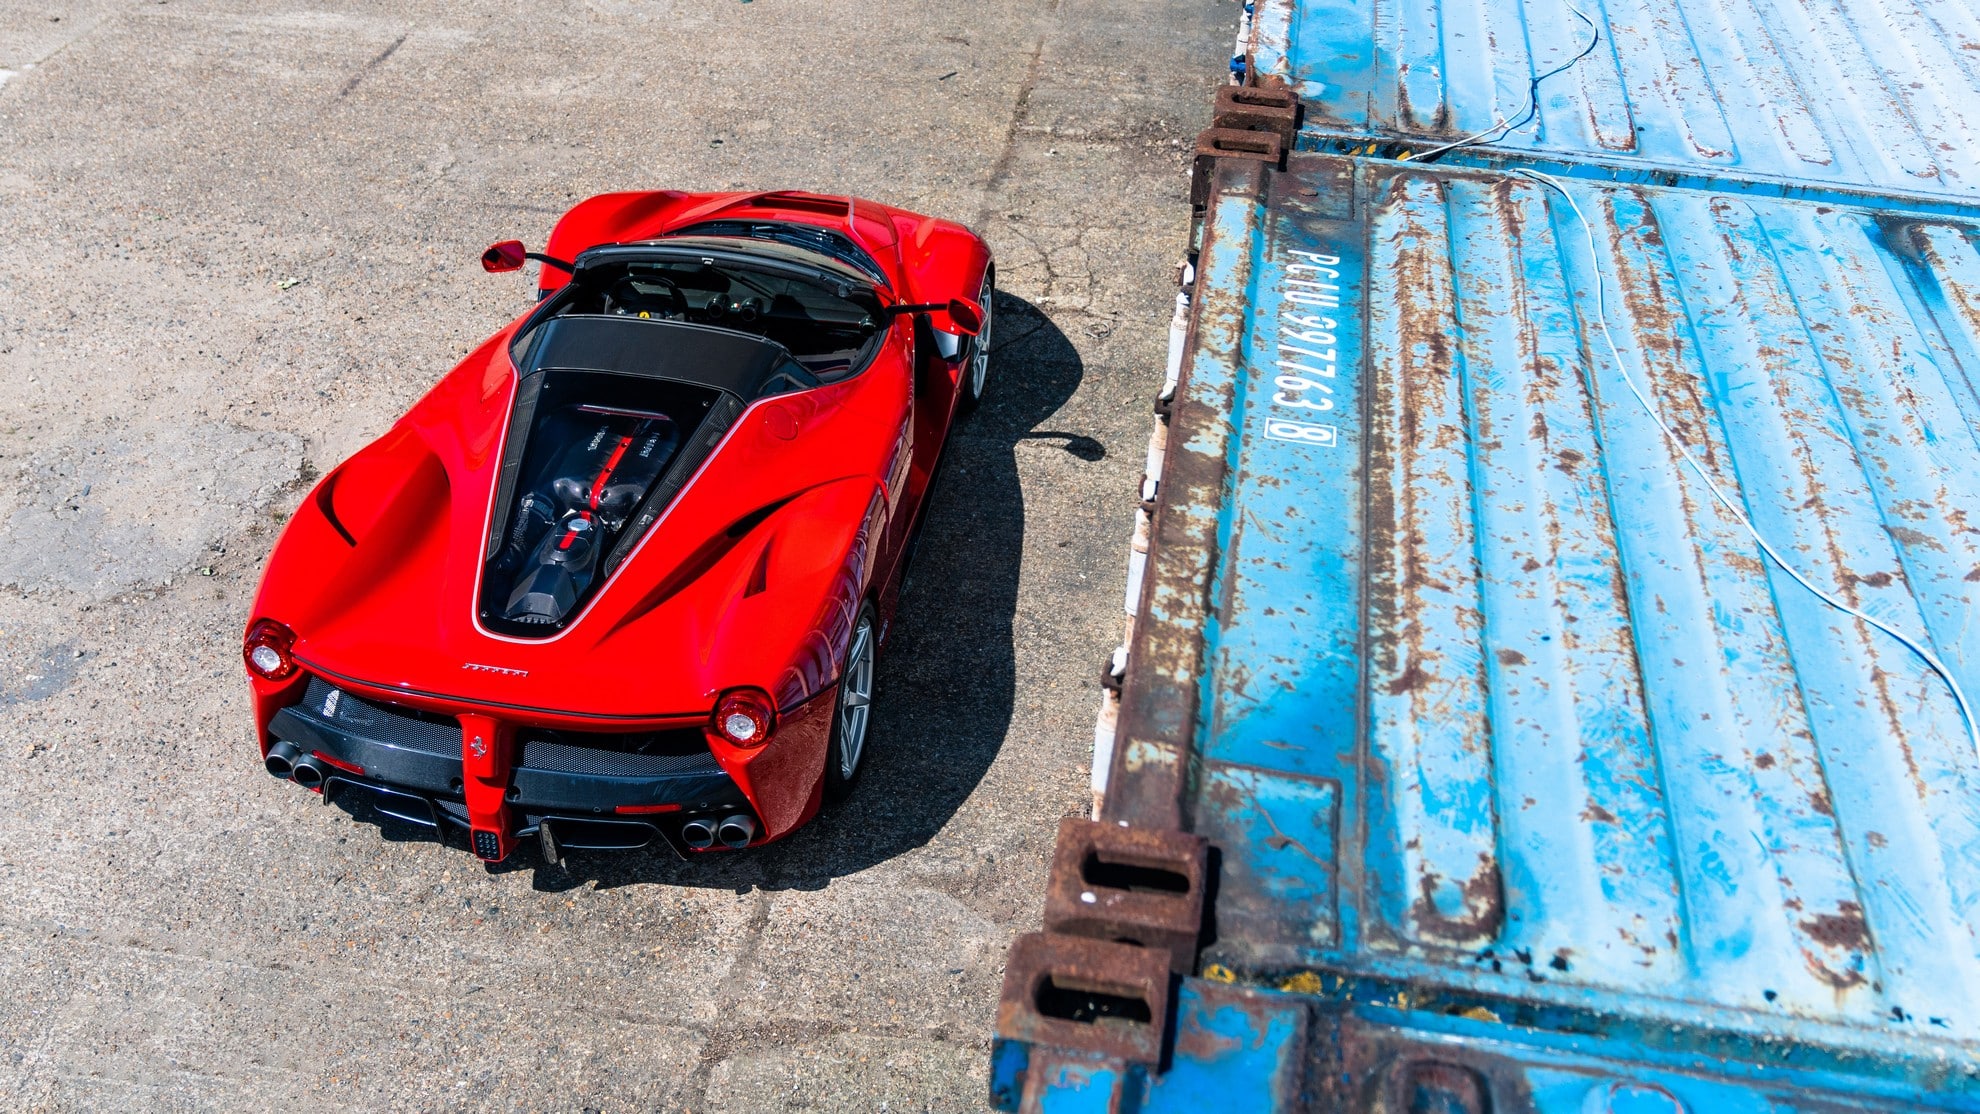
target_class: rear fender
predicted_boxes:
[704,481,887,840]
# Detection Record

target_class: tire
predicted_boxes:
[823,603,878,803]
[956,270,995,415]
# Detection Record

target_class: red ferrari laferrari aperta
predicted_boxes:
[243,190,993,864]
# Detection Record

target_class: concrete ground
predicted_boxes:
[0,1,1232,1109]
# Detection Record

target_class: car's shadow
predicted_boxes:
[341,293,1091,892]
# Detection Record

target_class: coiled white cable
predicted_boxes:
[1516,168,1980,759]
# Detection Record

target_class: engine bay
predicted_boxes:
[481,370,719,631]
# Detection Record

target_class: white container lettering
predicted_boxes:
[1263,252,1348,440]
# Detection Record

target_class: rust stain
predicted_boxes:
[1885,524,1944,551]
[1410,855,1505,944]
[1174,1017,1244,1061]
[1753,752,1776,769]
[1806,955,1868,991]
[1580,803,1618,823]
[1602,194,1744,511]
[1495,648,1528,667]
[1123,738,1180,780]
[1802,901,1870,951]
[1367,173,1483,725]
[1385,659,1433,695]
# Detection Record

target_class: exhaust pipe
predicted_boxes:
[717,813,756,849]
[291,754,328,789]
[680,816,717,851]
[264,740,301,779]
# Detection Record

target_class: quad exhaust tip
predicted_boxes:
[717,814,756,849]
[291,754,328,789]
[680,816,717,851]
[264,740,301,779]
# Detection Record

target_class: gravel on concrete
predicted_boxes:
[0,1,1234,1109]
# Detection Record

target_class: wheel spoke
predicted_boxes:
[837,616,875,781]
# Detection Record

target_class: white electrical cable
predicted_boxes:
[1412,2,1601,163]
[1515,168,1980,759]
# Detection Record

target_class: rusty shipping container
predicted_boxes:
[992,0,1980,1110]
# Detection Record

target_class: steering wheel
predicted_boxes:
[607,274,688,319]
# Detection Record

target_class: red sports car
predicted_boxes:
[242,190,993,864]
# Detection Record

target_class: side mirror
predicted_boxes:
[481,239,527,273]
[880,294,986,335]
[945,297,984,336]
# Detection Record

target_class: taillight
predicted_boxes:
[712,688,776,747]
[244,619,297,681]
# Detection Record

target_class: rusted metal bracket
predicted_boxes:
[1043,818,1208,974]
[991,932,1174,1109]
[1214,80,1302,146]
[990,824,1209,1108]
[1099,657,1125,695]
[1191,128,1284,206]
[995,932,1173,1066]
[1190,78,1301,206]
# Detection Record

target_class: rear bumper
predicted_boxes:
[320,773,728,856]
[263,675,753,859]
[269,704,741,816]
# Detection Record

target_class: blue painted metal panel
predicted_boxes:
[1011,3,1980,1109]
[1190,151,1980,1089]
[1141,981,1306,1111]
[1043,153,1980,1108]
[1241,0,1980,206]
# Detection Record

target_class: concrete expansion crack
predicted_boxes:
[975,35,1047,228]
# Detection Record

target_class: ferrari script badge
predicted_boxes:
[463,662,528,678]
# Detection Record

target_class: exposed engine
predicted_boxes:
[488,405,678,625]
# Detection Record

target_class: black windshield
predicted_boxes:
[668,220,890,285]
[516,246,885,382]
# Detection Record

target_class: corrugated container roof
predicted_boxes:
[1169,150,1980,1087]
[1243,0,1980,206]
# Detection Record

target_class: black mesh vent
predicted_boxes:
[297,677,718,777]
[519,728,720,778]
[302,676,458,756]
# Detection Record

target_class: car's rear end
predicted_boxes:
[248,660,782,861]
[241,282,873,865]
[991,0,1980,1109]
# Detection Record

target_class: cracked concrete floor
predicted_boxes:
[0,0,1234,1110]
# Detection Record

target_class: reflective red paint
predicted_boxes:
[245,190,991,860]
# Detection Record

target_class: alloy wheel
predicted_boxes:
[837,615,875,780]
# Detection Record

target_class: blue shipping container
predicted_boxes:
[1244,0,1980,208]
[994,0,1980,1110]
